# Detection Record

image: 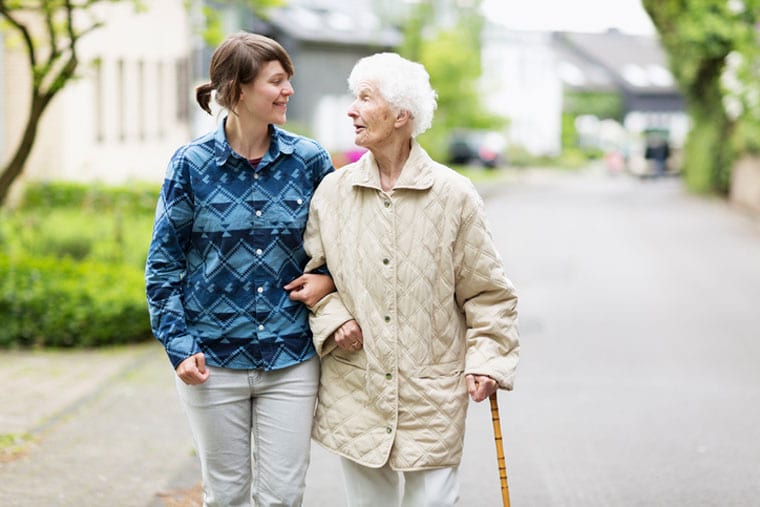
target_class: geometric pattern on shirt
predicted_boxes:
[145,121,333,370]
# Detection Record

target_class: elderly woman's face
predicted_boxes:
[347,80,397,150]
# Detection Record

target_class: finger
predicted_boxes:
[284,274,306,291]
[333,328,349,349]
[466,374,477,395]
[196,353,207,374]
[288,288,306,302]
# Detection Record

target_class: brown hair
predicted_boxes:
[195,32,295,115]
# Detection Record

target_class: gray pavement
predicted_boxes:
[1,342,200,506]
[490,168,760,506]
[3,166,760,506]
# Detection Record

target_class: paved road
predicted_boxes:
[478,168,760,506]
[2,167,759,506]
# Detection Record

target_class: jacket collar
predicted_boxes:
[351,140,435,191]
[213,118,295,167]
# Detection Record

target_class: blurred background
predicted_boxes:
[1,1,760,505]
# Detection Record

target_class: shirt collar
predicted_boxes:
[213,118,295,167]
[352,139,435,191]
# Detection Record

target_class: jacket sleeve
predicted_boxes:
[303,180,354,357]
[307,145,335,277]
[453,187,520,390]
[144,153,201,368]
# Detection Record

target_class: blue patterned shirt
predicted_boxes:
[145,120,334,370]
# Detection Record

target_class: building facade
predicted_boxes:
[1,0,193,199]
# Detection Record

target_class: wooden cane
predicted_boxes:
[489,392,511,507]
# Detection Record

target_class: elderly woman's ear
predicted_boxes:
[394,109,413,129]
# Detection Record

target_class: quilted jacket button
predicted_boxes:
[384,200,391,208]
[385,373,392,380]
[386,427,392,434]
[382,258,390,265]
[384,315,391,323]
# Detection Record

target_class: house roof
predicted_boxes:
[553,30,677,94]
[266,0,401,47]
[553,39,617,92]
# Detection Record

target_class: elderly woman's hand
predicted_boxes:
[334,320,363,352]
[466,374,498,402]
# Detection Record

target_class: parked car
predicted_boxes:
[447,129,506,168]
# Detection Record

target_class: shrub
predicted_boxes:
[0,181,159,349]
[21,181,160,215]
[0,254,151,348]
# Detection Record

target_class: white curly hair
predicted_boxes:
[347,52,438,138]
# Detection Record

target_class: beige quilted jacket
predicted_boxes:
[303,141,519,471]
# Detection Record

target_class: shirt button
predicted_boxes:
[254,173,260,180]
[384,315,391,323]
[296,198,303,205]
[256,210,262,217]
[256,248,263,255]
[257,287,264,294]
[385,373,392,380]
[258,324,264,331]
[382,258,390,265]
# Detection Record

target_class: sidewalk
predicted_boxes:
[0,341,201,506]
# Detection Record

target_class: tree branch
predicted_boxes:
[0,1,38,69]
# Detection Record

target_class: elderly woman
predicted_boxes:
[292,53,520,506]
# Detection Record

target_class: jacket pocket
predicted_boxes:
[331,350,368,370]
[415,360,463,379]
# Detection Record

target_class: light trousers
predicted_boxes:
[340,457,460,507]
[175,356,319,507]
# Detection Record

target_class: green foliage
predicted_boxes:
[0,182,159,348]
[20,181,159,215]
[642,0,760,194]
[0,0,143,205]
[683,115,734,192]
[193,0,285,46]
[398,0,508,160]
[0,254,151,348]
[561,112,578,150]
[563,91,622,120]
[505,144,592,170]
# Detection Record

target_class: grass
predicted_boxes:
[453,164,516,184]
[0,432,35,462]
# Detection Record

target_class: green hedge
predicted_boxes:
[20,181,160,215]
[0,254,151,348]
[0,181,158,348]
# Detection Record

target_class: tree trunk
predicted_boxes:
[0,93,51,206]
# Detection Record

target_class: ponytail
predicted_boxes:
[195,82,215,115]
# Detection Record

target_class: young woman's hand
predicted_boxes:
[285,273,336,307]
[176,352,210,385]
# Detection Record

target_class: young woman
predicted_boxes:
[145,32,334,506]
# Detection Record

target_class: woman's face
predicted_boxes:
[347,80,397,150]
[237,60,293,124]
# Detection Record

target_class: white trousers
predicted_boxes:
[175,356,319,507]
[340,457,460,507]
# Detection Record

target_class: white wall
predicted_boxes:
[481,27,563,156]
